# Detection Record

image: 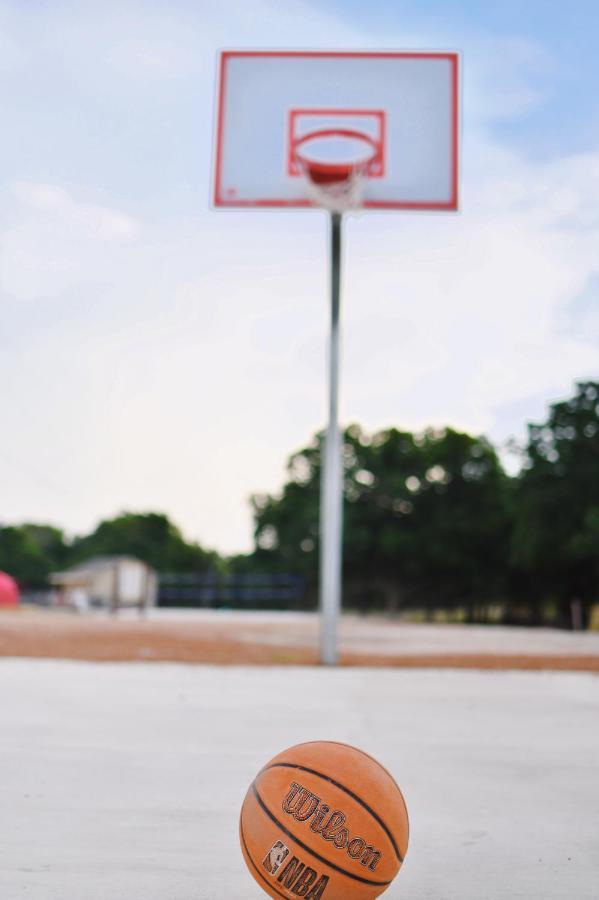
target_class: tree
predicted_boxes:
[250,435,322,583]
[512,381,599,627]
[21,524,69,570]
[250,424,512,616]
[342,425,511,617]
[0,524,67,588]
[68,512,222,573]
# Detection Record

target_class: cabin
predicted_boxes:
[50,556,157,613]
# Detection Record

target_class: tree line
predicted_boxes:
[250,380,599,629]
[0,514,223,593]
[1,381,598,628]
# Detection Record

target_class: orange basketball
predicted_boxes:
[239,740,409,899]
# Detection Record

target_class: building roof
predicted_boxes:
[49,555,153,585]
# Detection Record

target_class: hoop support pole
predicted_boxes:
[319,211,344,666]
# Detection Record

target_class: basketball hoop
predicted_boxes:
[214,50,461,665]
[293,128,380,213]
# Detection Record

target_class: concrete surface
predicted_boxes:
[6,610,599,669]
[143,609,599,656]
[1,659,598,899]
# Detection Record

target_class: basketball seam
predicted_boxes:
[260,762,403,862]
[302,740,410,849]
[240,820,290,899]
[251,782,391,887]
[270,741,399,786]
[272,739,410,847]
[323,743,411,849]
[262,741,410,855]
[285,741,402,791]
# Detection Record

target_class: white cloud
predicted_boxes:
[12,182,140,240]
[2,183,140,300]
[12,183,71,210]
[464,36,551,123]
[341,133,599,439]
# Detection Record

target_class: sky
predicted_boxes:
[1,0,599,554]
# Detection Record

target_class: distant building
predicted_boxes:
[50,556,157,613]
[0,571,20,608]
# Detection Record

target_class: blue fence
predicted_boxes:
[158,573,306,609]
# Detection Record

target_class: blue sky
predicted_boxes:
[1,0,599,553]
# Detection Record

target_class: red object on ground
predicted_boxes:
[0,572,20,607]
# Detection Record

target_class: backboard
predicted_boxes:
[213,50,459,211]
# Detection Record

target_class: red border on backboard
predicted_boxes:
[287,109,386,178]
[213,50,460,211]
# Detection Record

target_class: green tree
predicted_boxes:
[0,525,65,587]
[250,435,322,581]
[69,512,222,573]
[512,381,599,628]
[250,424,512,616]
[21,524,69,570]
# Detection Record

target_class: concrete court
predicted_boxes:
[1,660,597,899]
[135,610,599,657]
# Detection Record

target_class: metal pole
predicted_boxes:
[320,212,344,665]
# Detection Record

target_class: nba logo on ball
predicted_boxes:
[263,841,290,875]
[240,741,409,899]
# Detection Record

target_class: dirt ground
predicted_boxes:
[2,607,599,670]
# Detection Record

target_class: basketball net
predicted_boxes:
[301,162,370,212]
[294,128,379,213]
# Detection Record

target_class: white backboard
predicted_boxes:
[213,50,460,211]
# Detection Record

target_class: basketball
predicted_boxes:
[239,740,409,899]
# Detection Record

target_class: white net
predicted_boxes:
[301,163,368,213]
